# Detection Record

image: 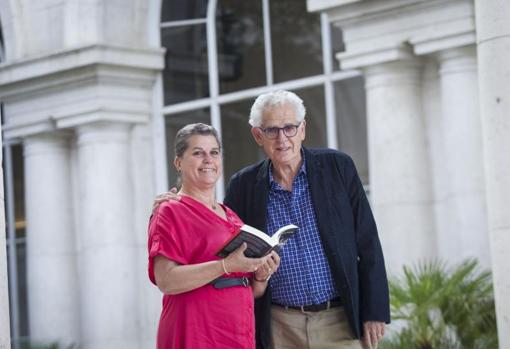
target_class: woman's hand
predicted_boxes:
[223,243,269,274]
[254,251,280,281]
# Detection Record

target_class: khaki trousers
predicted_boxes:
[270,305,363,349]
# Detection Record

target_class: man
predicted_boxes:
[223,90,390,349]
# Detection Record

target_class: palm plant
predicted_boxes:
[380,259,498,349]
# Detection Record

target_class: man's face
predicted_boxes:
[251,103,306,168]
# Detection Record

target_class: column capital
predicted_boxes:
[363,57,424,89]
[22,131,73,158]
[436,45,477,75]
[0,44,165,140]
[76,121,131,146]
[319,0,475,69]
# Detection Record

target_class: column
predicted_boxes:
[76,122,138,349]
[23,133,80,346]
[131,124,159,348]
[364,59,436,273]
[475,0,510,346]
[436,46,490,267]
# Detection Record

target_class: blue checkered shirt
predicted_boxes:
[266,157,338,306]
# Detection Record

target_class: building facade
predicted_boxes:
[0,0,508,348]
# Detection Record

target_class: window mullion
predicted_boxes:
[206,0,225,200]
[262,0,273,86]
[321,13,338,149]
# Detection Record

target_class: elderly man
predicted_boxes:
[223,90,390,349]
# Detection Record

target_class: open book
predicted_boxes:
[216,224,299,258]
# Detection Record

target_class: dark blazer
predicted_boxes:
[224,147,390,349]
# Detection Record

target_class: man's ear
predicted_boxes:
[251,127,264,146]
[300,120,306,141]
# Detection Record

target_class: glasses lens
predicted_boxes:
[265,127,280,139]
[283,125,298,137]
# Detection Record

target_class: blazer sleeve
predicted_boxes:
[339,155,391,324]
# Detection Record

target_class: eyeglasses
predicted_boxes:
[257,123,301,139]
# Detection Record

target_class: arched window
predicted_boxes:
[159,0,368,199]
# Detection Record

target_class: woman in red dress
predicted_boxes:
[148,123,279,349]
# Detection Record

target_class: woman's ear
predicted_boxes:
[174,156,181,172]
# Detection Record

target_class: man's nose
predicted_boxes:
[276,128,287,141]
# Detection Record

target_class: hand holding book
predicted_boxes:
[216,224,299,258]
[221,242,274,275]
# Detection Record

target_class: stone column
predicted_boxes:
[75,122,138,349]
[475,0,510,346]
[23,133,80,346]
[364,59,436,273]
[436,46,490,267]
[130,124,160,349]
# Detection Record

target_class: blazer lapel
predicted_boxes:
[251,159,271,232]
[304,148,332,239]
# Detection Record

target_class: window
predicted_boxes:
[2,112,30,347]
[159,0,369,198]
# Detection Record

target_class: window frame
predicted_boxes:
[156,0,362,200]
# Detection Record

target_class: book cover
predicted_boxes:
[216,224,299,258]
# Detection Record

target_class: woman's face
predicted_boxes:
[174,135,222,190]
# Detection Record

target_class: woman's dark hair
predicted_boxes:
[174,123,222,158]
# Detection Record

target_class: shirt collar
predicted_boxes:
[268,148,307,188]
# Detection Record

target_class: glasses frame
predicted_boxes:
[257,122,302,139]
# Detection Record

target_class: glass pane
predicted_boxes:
[12,145,26,238]
[334,77,368,184]
[161,25,209,105]
[16,241,29,337]
[216,0,265,94]
[295,86,327,148]
[221,99,263,182]
[0,22,4,62]
[6,241,29,340]
[161,0,208,22]
[270,0,322,82]
[330,24,345,72]
[165,109,211,187]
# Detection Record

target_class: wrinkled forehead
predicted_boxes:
[261,103,298,126]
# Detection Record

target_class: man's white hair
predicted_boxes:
[249,90,306,127]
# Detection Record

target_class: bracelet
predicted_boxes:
[221,259,230,275]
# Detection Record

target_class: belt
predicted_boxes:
[210,277,249,289]
[273,297,342,312]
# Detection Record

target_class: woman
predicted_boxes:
[148,123,279,349]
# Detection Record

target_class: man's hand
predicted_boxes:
[362,321,385,349]
[152,188,179,211]
[254,251,280,281]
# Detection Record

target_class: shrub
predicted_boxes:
[380,259,498,349]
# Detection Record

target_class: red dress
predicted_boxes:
[148,196,255,349]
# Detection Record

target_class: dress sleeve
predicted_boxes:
[147,203,189,285]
